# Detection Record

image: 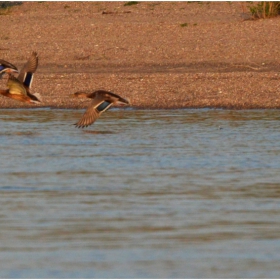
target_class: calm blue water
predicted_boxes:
[0,108,280,278]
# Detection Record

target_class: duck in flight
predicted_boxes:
[0,51,41,103]
[73,90,130,128]
[0,75,41,104]
[0,58,19,78]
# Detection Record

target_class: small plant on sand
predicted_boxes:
[0,6,10,15]
[0,1,22,15]
[180,22,188,27]
[0,2,10,15]
[248,1,280,19]
[124,1,139,7]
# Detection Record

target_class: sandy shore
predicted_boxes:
[0,1,279,109]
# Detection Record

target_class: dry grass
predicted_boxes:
[248,1,280,19]
[0,1,21,14]
[0,6,11,15]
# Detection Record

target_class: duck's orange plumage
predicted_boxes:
[0,76,41,104]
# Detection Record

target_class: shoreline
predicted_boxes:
[1,69,279,110]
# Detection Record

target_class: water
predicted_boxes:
[0,108,280,278]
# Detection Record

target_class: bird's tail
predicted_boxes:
[31,92,43,103]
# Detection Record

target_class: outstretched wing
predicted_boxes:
[75,105,101,128]
[7,76,27,96]
[97,90,130,105]
[17,51,38,89]
[75,96,113,128]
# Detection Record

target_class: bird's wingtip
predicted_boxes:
[32,92,43,103]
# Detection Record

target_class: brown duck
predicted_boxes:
[0,76,41,104]
[73,90,130,128]
[0,52,41,103]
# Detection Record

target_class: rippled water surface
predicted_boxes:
[1,108,280,278]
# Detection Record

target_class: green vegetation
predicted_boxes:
[0,6,10,15]
[248,1,280,19]
[0,2,11,14]
[0,1,22,8]
[124,1,139,7]
[0,1,22,15]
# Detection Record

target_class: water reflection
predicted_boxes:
[82,130,116,134]
[0,108,280,278]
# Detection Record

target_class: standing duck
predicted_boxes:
[73,90,130,128]
[0,58,19,78]
[0,75,41,104]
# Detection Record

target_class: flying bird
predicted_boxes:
[0,52,41,103]
[0,75,41,104]
[73,90,130,128]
